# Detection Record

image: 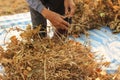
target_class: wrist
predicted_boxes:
[41,8,57,21]
[41,8,49,18]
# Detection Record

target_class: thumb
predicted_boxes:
[70,6,75,17]
[65,7,69,15]
[61,15,67,19]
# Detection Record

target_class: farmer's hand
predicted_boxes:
[64,0,76,17]
[41,8,69,30]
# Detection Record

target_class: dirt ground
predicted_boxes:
[0,0,81,16]
[0,0,28,16]
[0,0,79,16]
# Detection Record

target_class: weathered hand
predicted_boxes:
[47,11,69,30]
[64,0,76,17]
[41,8,69,30]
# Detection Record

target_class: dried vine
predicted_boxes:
[0,25,120,80]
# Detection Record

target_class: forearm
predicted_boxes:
[26,0,45,13]
[41,8,53,19]
[26,0,59,21]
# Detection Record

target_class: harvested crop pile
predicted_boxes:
[0,25,120,80]
[72,0,120,34]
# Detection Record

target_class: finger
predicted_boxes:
[70,5,76,17]
[61,15,67,19]
[62,20,70,28]
[60,24,68,30]
[65,7,69,15]
[60,16,70,26]
[60,16,70,29]
[56,23,68,30]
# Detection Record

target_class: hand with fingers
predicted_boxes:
[64,0,76,17]
[41,8,70,30]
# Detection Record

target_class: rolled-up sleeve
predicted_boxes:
[26,0,45,13]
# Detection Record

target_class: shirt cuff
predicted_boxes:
[26,0,45,13]
[35,3,45,13]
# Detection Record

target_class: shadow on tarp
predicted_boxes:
[0,12,120,74]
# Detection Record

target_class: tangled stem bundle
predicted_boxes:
[0,25,120,80]
[72,0,120,35]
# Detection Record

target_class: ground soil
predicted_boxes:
[0,0,28,16]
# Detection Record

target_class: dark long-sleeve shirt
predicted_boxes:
[26,0,45,13]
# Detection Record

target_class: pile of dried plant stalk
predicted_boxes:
[0,25,120,80]
[0,0,120,79]
[72,0,120,35]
